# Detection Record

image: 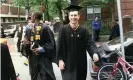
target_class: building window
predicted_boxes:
[8,18,11,22]
[1,18,3,23]
[1,0,6,3]
[13,18,15,22]
[3,18,5,22]
[15,18,18,21]
[87,5,101,20]
[6,18,8,22]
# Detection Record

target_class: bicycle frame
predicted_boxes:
[112,56,133,76]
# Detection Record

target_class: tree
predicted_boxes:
[12,0,42,12]
[48,0,69,23]
[78,0,110,7]
[102,0,109,3]
[12,0,26,20]
[12,0,69,22]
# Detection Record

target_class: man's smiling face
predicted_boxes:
[68,11,80,24]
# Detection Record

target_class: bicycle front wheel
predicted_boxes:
[97,64,127,80]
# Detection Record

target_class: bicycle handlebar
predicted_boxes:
[102,50,120,59]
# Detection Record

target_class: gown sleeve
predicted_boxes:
[85,28,98,58]
[41,25,55,53]
[39,25,56,62]
[57,27,66,62]
[2,44,16,80]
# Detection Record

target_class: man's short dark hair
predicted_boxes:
[95,16,99,18]
[33,12,42,20]
[27,16,31,20]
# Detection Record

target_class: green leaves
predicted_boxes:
[12,0,69,20]
[12,0,26,7]
[30,5,41,12]
[102,0,109,3]
[48,0,58,2]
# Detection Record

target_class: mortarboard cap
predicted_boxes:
[64,4,83,12]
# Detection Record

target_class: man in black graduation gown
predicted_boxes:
[1,43,16,80]
[30,12,56,80]
[57,5,99,80]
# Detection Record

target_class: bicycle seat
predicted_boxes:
[102,50,119,59]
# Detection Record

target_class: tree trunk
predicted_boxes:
[59,9,63,24]
[111,0,114,28]
[45,0,49,21]
[18,6,20,20]
[55,2,63,24]
[70,0,77,5]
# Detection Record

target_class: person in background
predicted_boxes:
[20,25,26,56]
[57,5,99,80]
[0,24,6,38]
[23,19,34,78]
[17,24,23,52]
[109,19,120,40]
[30,12,56,80]
[44,20,49,25]
[1,43,17,80]
[48,20,55,33]
[92,17,102,42]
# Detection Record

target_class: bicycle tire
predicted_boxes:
[97,64,127,80]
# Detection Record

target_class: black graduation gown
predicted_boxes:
[32,24,56,80]
[57,24,98,80]
[1,43,16,80]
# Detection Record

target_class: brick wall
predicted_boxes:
[1,0,25,16]
[102,7,110,19]
[79,9,87,25]
[113,0,133,32]
[1,5,25,15]
[114,0,133,18]
[1,5,9,14]
[78,0,133,32]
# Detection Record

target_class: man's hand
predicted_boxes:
[59,60,65,70]
[23,39,30,44]
[33,48,39,55]
[93,53,99,62]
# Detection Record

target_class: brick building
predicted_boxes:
[114,0,133,18]
[1,0,26,23]
[113,0,133,32]
[78,0,133,33]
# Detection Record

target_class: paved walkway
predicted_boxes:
[11,52,63,80]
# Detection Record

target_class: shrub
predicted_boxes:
[85,20,112,35]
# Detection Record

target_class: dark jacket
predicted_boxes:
[1,27,6,38]
[1,43,16,80]
[109,24,120,40]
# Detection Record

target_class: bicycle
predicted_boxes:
[97,50,133,80]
